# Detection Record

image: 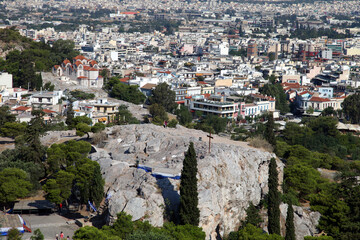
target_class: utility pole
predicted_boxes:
[207,130,213,153]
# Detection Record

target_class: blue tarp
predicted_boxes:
[137,165,152,172]
[88,201,97,212]
[137,165,181,180]
[151,173,181,180]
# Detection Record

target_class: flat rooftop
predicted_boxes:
[13,200,55,211]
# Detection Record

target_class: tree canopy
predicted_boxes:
[0,168,32,204]
[342,93,360,124]
[73,212,205,240]
[0,28,79,89]
[260,84,289,114]
[149,83,177,113]
[110,82,146,105]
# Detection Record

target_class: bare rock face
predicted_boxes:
[280,203,321,240]
[90,124,279,239]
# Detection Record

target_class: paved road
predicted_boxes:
[21,214,79,240]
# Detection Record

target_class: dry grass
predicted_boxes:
[92,131,108,146]
[248,136,274,152]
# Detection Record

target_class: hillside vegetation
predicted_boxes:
[0,27,79,90]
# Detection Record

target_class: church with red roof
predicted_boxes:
[52,55,104,88]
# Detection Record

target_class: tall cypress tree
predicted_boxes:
[285,203,295,240]
[89,164,105,208]
[264,113,276,147]
[66,102,75,128]
[179,142,200,226]
[268,157,280,235]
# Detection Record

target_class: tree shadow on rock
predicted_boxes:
[156,178,180,224]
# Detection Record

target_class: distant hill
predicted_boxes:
[0,27,32,58]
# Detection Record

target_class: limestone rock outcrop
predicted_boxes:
[90,124,279,239]
[280,203,321,240]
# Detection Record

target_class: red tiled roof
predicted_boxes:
[120,77,130,83]
[83,66,98,71]
[158,71,171,74]
[14,106,31,111]
[63,59,71,65]
[74,61,82,66]
[54,65,60,69]
[73,55,87,61]
[281,82,301,88]
[43,109,56,114]
[309,96,330,102]
[89,60,98,66]
[141,83,157,90]
[77,76,88,79]
[121,11,139,15]
[197,81,207,85]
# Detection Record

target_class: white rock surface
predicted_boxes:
[280,203,321,240]
[90,124,280,239]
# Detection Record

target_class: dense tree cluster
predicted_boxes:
[290,27,351,40]
[260,84,289,114]
[0,168,32,204]
[227,224,283,240]
[282,117,360,160]
[0,106,104,208]
[119,19,181,35]
[195,114,227,134]
[110,83,146,105]
[0,28,79,90]
[342,93,360,123]
[70,90,96,100]
[175,105,193,126]
[73,212,205,240]
[44,140,104,207]
[276,116,360,238]
[149,83,177,113]
[104,77,145,105]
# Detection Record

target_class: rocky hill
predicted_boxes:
[0,28,31,58]
[89,124,319,239]
[89,124,280,239]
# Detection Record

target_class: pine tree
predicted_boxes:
[20,110,46,164]
[268,157,281,235]
[285,203,295,240]
[179,142,200,226]
[264,113,276,147]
